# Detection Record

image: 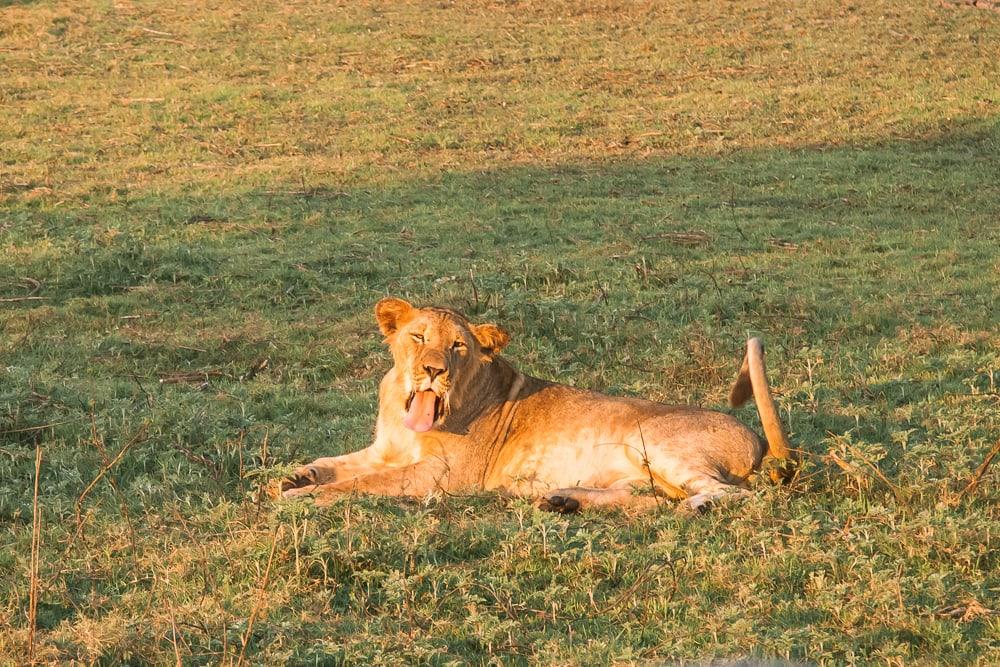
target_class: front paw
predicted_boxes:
[280,465,320,495]
[538,494,581,514]
[281,481,348,506]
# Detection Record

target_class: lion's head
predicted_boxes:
[375,297,510,432]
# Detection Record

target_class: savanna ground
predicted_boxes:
[2,0,1000,663]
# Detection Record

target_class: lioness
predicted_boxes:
[282,297,797,512]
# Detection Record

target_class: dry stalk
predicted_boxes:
[166,593,183,667]
[957,438,1000,503]
[603,560,672,615]
[28,444,42,665]
[254,429,271,521]
[845,443,904,502]
[0,420,76,435]
[74,421,149,537]
[0,296,48,303]
[636,421,663,510]
[468,268,479,309]
[640,230,711,246]
[158,369,228,385]
[825,442,903,502]
[236,525,281,667]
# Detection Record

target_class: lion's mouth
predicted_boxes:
[403,390,443,432]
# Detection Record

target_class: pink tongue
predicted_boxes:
[404,391,437,432]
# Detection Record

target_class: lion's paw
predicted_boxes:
[280,465,320,496]
[679,493,714,515]
[538,494,581,514]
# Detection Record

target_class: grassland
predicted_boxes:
[2,0,1000,664]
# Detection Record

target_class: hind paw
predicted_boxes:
[679,493,714,515]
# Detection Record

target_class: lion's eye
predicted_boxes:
[410,333,425,343]
[452,340,466,350]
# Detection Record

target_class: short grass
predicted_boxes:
[2,1,1000,664]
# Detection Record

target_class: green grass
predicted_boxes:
[2,1,1000,664]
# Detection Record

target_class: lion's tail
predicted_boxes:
[729,337,797,482]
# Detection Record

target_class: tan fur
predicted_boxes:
[282,298,797,512]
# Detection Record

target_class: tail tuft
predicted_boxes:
[729,355,753,408]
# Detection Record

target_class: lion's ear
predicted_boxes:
[472,323,510,356]
[375,297,415,336]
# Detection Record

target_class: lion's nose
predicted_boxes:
[423,362,446,380]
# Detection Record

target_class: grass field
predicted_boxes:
[2,1,1000,663]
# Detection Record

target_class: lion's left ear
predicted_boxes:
[472,323,510,356]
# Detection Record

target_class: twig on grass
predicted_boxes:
[824,437,904,502]
[129,372,154,407]
[74,422,148,527]
[603,557,683,616]
[640,230,711,246]
[846,443,904,502]
[172,443,220,481]
[159,369,228,385]
[825,451,858,476]
[1,277,44,303]
[0,296,48,303]
[956,438,1000,503]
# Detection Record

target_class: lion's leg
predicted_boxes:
[538,474,751,515]
[538,484,662,514]
[282,457,453,505]
[281,448,383,493]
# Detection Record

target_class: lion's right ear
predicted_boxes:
[375,297,415,336]
[472,323,510,356]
